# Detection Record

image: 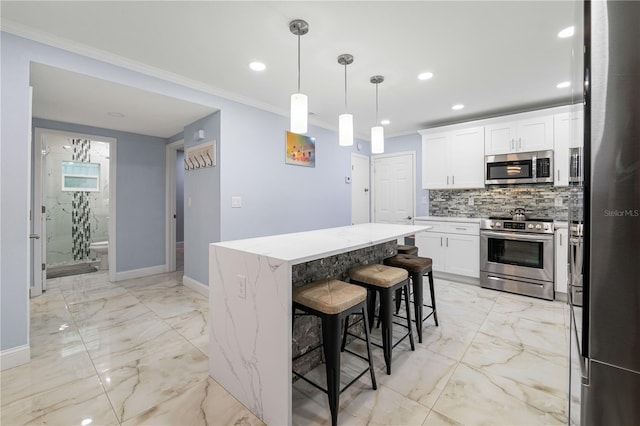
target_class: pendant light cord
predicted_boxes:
[297,34,301,92]
[344,63,348,111]
[375,83,379,124]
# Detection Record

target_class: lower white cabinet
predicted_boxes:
[414,220,480,278]
[555,228,569,294]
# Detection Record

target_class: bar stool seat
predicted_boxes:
[384,254,438,343]
[347,264,415,375]
[397,244,419,255]
[293,279,377,426]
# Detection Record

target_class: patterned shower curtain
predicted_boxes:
[71,138,91,261]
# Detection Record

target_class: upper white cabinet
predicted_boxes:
[553,109,584,186]
[421,126,485,190]
[485,115,554,155]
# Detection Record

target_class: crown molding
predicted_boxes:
[1,19,338,135]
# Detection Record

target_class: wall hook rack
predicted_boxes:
[185,140,216,171]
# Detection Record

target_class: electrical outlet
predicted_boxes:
[237,275,247,299]
[468,197,475,206]
[232,196,242,208]
[555,196,563,207]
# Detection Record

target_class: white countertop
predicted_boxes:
[212,223,430,264]
[414,216,482,224]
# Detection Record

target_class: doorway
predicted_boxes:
[32,128,117,296]
[165,140,185,273]
[351,153,371,224]
[372,151,416,225]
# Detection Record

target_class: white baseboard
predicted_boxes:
[1,344,30,371]
[182,275,208,297]
[115,264,166,281]
[433,271,481,286]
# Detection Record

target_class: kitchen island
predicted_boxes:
[209,223,430,425]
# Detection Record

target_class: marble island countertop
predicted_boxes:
[213,222,431,264]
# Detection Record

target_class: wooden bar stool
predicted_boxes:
[347,264,415,375]
[397,244,418,255]
[292,279,377,426]
[384,254,438,343]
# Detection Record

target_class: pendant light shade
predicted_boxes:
[371,125,384,154]
[291,93,308,134]
[370,75,385,154]
[289,20,309,134]
[337,54,354,146]
[339,113,353,146]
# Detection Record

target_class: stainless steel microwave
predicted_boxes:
[485,150,554,185]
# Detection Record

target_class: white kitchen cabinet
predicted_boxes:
[555,228,569,294]
[414,220,480,278]
[554,110,584,186]
[421,126,484,189]
[485,115,554,155]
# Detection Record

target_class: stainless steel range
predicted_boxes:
[480,217,554,300]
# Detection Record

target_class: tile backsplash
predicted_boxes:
[429,185,569,220]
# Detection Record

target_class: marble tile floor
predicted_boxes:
[1,271,569,426]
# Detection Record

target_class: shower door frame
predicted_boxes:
[32,128,117,294]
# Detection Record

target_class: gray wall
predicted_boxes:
[183,113,221,284]
[33,119,168,272]
[176,150,185,243]
[219,100,369,241]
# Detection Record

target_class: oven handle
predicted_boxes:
[481,230,553,241]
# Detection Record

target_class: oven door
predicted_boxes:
[480,230,554,282]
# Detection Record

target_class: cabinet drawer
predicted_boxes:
[414,221,447,233]
[445,223,480,235]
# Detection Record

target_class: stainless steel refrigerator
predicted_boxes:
[568,1,640,424]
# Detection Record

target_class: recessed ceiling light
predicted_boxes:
[107,112,125,118]
[81,419,93,426]
[380,119,390,125]
[557,81,571,89]
[417,72,434,81]
[249,61,266,71]
[558,26,575,38]
[452,104,465,111]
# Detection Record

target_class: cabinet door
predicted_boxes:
[554,113,571,186]
[422,133,450,189]
[517,115,554,152]
[449,126,485,188]
[569,109,584,149]
[555,228,568,294]
[445,234,480,278]
[485,121,517,155]
[415,231,446,272]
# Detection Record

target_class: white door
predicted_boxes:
[351,153,370,224]
[31,90,46,297]
[373,152,415,225]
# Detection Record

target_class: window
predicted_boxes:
[61,161,100,192]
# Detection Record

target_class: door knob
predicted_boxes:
[29,234,40,239]
[364,188,369,192]
[406,216,412,220]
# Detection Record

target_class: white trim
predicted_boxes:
[33,128,117,283]
[1,345,31,371]
[371,151,417,224]
[115,264,165,282]
[0,20,352,137]
[182,275,208,298]
[165,140,184,273]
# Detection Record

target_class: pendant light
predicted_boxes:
[337,54,354,146]
[370,75,385,154]
[289,19,309,134]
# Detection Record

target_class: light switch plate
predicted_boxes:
[555,196,563,207]
[232,196,242,208]
[468,197,475,206]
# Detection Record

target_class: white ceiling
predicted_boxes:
[2,1,580,139]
